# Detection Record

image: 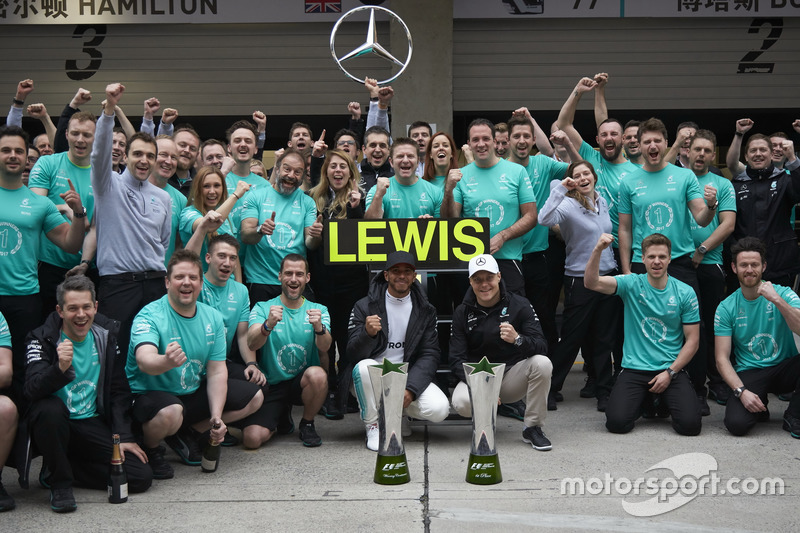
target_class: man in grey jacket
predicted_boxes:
[91,83,171,356]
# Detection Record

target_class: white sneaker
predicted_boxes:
[365,423,379,452]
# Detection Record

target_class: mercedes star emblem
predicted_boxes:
[330,5,413,85]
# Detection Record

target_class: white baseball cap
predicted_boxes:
[468,254,500,277]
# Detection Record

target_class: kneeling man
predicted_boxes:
[585,233,701,435]
[715,237,800,437]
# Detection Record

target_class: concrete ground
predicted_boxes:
[2,363,798,532]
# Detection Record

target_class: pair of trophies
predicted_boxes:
[369,357,505,486]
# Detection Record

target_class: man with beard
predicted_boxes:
[715,237,800,439]
[556,74,639,249]
[727,129,800,287]
[668,122,724,177]
[92,83,171,360]
[240,149,323,303]
[441,119,536,296]
[242,254,330,448]
[617,118,718,415]
[0,125,86,401]
[726,119,795,175]
[687,131,737,405]
[365,138,442,219]
[29,111,97,319]
[169,126,200,197]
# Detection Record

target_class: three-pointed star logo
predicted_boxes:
[375,358,406,376]
[465,356,502,376]
[330,5,413,85]
[338,8,404,68]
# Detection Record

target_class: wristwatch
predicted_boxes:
[513,334,523,347]
[314,325,327,336]
[666,368,678,380]
[73,206,87,219]
[733,386,746,398]
[697,244,708,255]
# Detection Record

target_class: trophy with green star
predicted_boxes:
[464,357,505,485]
[367,359,410,485]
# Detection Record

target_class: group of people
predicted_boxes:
[1,72,799,514]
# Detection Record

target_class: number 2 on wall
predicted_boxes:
[737,18,782,74]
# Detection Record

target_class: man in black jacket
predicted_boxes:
[24,275,152,513]
[449,254,553,451]
[347,251,449,451]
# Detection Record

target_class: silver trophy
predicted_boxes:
[464,357,505,485]
[329,6,413,85]
[368,359,410,485]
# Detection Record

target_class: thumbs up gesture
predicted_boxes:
[308,214,324,238]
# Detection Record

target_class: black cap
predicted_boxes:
[384,250,416,271]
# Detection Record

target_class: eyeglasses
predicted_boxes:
[27,156,39,164]
[337,140,356,147]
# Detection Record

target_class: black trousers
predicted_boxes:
[98,274,166,359]
[496,259,525,297]
[522,251,559,358]
[631,254,706,395]
[724,355,800,436]
[28,396,152,492]
[0,293,41,400]
[606,368,702,436]
[696,263,726,387]
[550,275,620,398]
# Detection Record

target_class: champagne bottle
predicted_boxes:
[108,434,128,503]
[201,420,222,473]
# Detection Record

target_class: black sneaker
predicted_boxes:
[277,406,295,435]
[698,395,711,417]
[778,392,794,401]
[580,376,596,398]
[554,391,564,402]
[221,432,239,447]
[320,394,343,420]
[145,445,174,480]
[0,481,15,512]
[165,427,203,466]
[597,395,609,412]
[298,420,322,447]
[708,383,731,405]
[498,399,526,421]
[522,426,552,451]
[50,487,77,513]
[782,412,800,438]
[547,393,557,411]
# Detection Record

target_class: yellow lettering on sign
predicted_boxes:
[439,220,448,259]
[327,222,356,263]
[358,221,387,262]
[389,220,436,261]
[453,219,486,261]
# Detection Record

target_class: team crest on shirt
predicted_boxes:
[277,343,308,374]
[66,380,98,415]
[267,223,297,251]
[747,334,778,362]
[641,317,667,344]
[474,199,504,227]
[644,202,674,231]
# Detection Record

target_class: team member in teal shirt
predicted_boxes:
[240,149,323,303]
[714,237,800,438]
[147,137,186,268]
[243,254,331,449]
[28,111,96,319]
[24,276,152,513]
[126,250,262,478]
[365,138,442,219]
[686,131,737,406]
[0,311,16,511]
[441,119,536,295]
[223,120,268,231]
[0,125,87,402]
[586,233,701,436]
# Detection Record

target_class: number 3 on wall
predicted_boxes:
[65,25,107,81]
